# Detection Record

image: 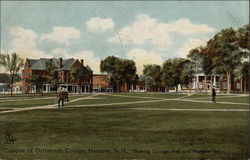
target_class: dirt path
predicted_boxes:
[105,94,248,105]
[0,94,99,114]
[186,94,248,100]
[0,97,56,102]
[0,93,248,114]
[129,108,249,112]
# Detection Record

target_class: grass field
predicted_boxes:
[0,93,249,160]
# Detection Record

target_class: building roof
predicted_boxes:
[85,65,92,72]
[28,58,91,71]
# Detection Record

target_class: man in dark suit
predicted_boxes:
[212,86,216,103]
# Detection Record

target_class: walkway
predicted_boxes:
[0,93,248,114]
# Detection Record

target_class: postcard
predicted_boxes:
[0,1,249,160]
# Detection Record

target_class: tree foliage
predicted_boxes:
[187,24,249,94]
[30,75,45,94]
[100,56,137,92]
[143,64,162,90]
[161,58,193,92]
[0,52,24,95]
[71,66,89,94]
[46,59,59,89]
[0,73,21,84]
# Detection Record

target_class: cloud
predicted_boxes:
[9,26,48,59]
[176,38,207,58]
[52,48,68,56]
[169,19,214,34]
[86,17,114,33]
[108,14,214,48]
[41,27,80,45]
[73,50,100,73]
[126,48,163,74]
[10,26,37,51]
[108,14,171,47]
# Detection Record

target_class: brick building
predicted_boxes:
[92,74,112,92]
[22,58,93,93]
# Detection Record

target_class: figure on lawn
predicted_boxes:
[57,87,68,108]
[212,86,216,103]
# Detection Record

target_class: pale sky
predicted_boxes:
[0,1,249,73]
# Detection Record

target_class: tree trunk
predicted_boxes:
[124,82,127,92]
[244,79,247,94]
[226,71,231,94]
[204,75,207,94]
[240,78,243,93]
[210,75,213,94]
[10,74,14,96]
[117,84,119,92]
[176,85,178,92]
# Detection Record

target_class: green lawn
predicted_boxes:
[186,96,249,103]
[0,93,248,160]
[0,94,91,108]
[118,92,187,99]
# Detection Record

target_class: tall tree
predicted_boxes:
[100,56,137,92]
[46,59,59,91]
[162,58,190,92]
[188,44,216,94]
[71,66,89,94]
[162,60,174,92]
[30,75,44,94]
[143,64,162,91]
[241,61,249,93]
[120,59,137,92]
[187,47,204,92]
[211,28,247,94]
[100,56,120,92]
[238,24,250,52]
[0,53,24,96]
[180,60,195,93]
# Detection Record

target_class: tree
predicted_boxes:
[0,73,21,84]
[71,66,89,94]
[188,44,216,94]
[180,60,195,93]
[187,47,204,92]
[162,58,190,92]
[241,61,249,93]
[100,56,120,92]
[46,59,59,91]
[30,75,44,94]
[100,56,137,92]
[143,64,162,91]
[119,59,137,92]
[161,60,174,92]
[210,28,247,94]
[238,24,250,51]
[0,53,24,96]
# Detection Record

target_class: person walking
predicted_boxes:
[212,86,216,103]
[57,90,65,108]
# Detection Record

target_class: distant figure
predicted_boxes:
[57,90,66,108]
[212,86,216,103]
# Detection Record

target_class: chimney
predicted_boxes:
[59,58,63,68]
[81,59,84,66]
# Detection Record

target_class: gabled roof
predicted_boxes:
[58,58,75,70]
[28,59,38,66]
[27,58,89,71]
[86,65,92,72]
